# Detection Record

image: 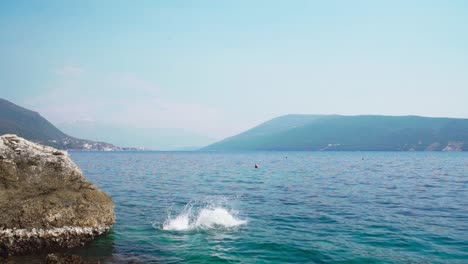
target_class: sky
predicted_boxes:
[1,1,468,149]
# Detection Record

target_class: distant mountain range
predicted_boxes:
[3,98,467,152]
[56,121,214,151]
[0,98,126,150]
[202,115,468,151]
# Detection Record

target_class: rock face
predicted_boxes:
[44,253,99,264]
[0,134,115,256]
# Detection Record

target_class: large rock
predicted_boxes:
[0,134,115,256]
[44,253,99,264]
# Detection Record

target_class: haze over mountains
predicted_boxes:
[57,121,214,151]
[0,98,121,150]
[2,98,467,151]
[203,115,468,151]
[0,98,212,150]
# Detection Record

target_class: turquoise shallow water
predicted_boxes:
[14,151,468,263]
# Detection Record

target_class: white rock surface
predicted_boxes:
[0,135,115,256]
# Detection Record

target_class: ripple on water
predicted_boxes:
[57,151,468,263]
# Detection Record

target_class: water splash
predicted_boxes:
[163,211,192,231]
[160,200,247,231]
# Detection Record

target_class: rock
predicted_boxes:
[0,134,115,256]
[44,253,100,264]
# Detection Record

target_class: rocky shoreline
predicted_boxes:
[0,134,115,257]
[0,225,111,256]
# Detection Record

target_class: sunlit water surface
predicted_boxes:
[10,152,468,263]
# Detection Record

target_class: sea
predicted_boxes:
[10,151,468,263]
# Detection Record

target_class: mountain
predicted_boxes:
[56,120,214,150]
[0,98,121,150]
[202,115,468,151]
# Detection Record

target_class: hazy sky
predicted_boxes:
[1,1,468,147]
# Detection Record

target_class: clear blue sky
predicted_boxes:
[1,1,468,147]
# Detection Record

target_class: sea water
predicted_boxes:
[11,151,468,263]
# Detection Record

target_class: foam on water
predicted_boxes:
[161,201,247,231]
[163,212,192,231]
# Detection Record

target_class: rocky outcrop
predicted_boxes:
[44,253,100,264]
[0,134,115,257]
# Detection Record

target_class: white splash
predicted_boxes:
[195,207,246,228]
[163,212,192,231]
[161,201,247,231]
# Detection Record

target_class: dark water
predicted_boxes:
[12,152,468,263]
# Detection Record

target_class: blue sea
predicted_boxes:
[14,151,468,263]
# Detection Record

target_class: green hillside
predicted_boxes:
[202,115,468,151]
[0,98,119,150]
